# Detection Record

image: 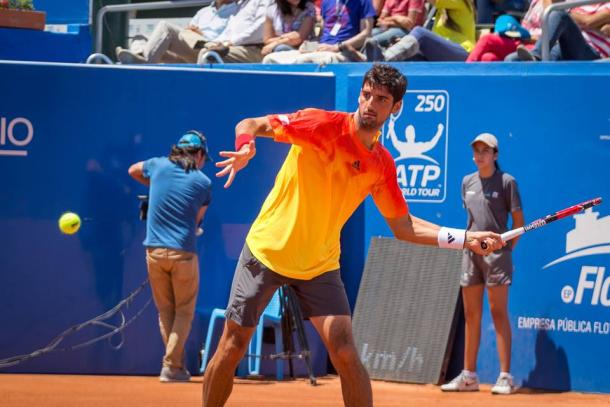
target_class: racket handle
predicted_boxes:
[501,227,525,242]
[480,227,525,250]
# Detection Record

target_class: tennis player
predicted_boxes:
[203,64,504,406]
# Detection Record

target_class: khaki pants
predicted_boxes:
[144,21,200,63]
[146,247,199,369]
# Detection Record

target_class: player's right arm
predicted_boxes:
[215,116,273,188]
[385,213,504,256]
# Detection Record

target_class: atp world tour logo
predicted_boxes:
[543,207,610,306]
[382,91,449,203]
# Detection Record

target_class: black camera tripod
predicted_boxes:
[276,285,317,386]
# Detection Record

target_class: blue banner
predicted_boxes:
[0,61,335,375]
[355,64,610,393]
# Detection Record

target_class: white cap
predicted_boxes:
[471,133,498,150]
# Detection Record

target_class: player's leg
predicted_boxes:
[202,244,283,406]
[292,270,371,406]
[202,320,255,406]
[310,315,372,407]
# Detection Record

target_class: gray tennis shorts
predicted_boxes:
[225,244,351,327]
[461,247,513,287]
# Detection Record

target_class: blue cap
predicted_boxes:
[495,14,530,40]
[177,130,213,161]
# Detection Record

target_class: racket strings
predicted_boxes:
[0,279,152,369]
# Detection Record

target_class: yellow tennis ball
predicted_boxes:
[58,212,81,235]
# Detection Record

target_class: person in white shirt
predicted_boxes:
[199,0,270,63]
[116,0,239,64]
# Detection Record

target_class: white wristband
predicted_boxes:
[438,227,466,250]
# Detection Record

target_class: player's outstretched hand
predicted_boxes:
[465,231,505,256]
[215,141,256,188]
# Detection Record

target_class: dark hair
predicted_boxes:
[276,0,310,16]
[168,130,206,173]
[362,64,407,104]
[494,148,501,170]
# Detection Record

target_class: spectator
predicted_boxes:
[261,0,316,56]
[369,0,425,48]
[373,0,386,14]
[116,0,239,64]
[514,1,610,61]
[360,0,476,61]
[262,0,376,64]
[476,0,526,24]
[199,0,271,63]
[467,13,533,62]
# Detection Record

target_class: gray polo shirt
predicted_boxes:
[461,170,522,234]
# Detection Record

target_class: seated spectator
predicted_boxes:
[373,0,386,14]
[476,0,526,24]
[369,0,425,48]
[116,0,239,64]
[467,13,534,62]
[361,0,476,61]
[262,0,375,64]
[261,0,316,57]
[513,1,609,61]
[200,0,270,63]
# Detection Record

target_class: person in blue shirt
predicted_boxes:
[128,130,213,382]
[263,0,376,63]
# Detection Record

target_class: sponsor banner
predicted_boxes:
[382,91,449,203]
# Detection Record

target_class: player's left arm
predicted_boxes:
[385,213,504,255]
[128,161,150,187]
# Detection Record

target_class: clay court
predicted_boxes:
[2,374,609,407]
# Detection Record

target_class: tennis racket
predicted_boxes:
[480,197,602,250]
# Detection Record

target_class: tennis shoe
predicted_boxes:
[159,366,191,382]
[491,373,516,394]
[440,371,480,392]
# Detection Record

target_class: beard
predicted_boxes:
[356,111,383,130]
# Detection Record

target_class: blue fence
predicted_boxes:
[0,61,334,375]
[0,60,609,393]
[36,0,91,24]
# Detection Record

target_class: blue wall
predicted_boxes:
[36,0,90,24]
[0,61,335,375]
[1,60,610,393]
[207,61,610,392]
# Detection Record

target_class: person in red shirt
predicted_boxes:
[202,64,504,407]
[372,0,426,48]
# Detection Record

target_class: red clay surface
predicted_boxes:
[2,374,610,407]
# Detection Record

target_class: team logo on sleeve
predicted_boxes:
[382,91,449,203]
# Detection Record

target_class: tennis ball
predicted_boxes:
[58,212,81,235]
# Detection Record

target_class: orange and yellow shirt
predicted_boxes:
[246,108,408,280]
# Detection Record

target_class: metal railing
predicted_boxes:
[95,0,213,54]
[541,0,610,60]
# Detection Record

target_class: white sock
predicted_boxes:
[499,371,511,379]
[463,369,477,378]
